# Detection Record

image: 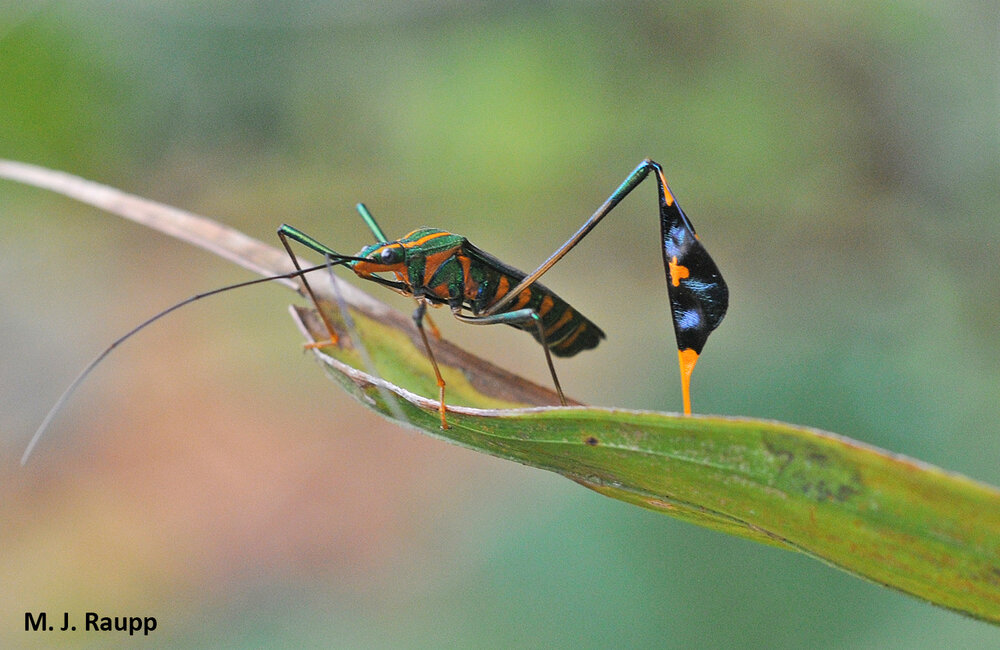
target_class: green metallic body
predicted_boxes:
[352,228,604,357]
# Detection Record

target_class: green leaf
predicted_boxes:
[292,304,1000,624]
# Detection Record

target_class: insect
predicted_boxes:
[278,158,728,427]
[23,158,727,462]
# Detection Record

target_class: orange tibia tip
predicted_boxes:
[677,348,700,415]
[304,337,338,350]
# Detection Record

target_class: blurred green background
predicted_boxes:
[3,1,999,646]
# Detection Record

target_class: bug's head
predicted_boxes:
[351,241,408,278]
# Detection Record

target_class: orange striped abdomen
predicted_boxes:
[462,244,605,358]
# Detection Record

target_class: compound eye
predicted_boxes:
[379,246,402,264]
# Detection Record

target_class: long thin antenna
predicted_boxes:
[21,263,331,465]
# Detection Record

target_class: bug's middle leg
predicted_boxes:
[412,299,450,429]
[451,307,567,406]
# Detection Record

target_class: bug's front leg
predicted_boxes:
[412,298,449,429]
[277,224,342,348]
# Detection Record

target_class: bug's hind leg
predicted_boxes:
[451,307,567,406]
[413,299,450,429]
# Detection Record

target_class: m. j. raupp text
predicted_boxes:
[25,611,157,635]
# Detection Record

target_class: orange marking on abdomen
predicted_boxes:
[537,295,555,317]
[491,275,510,302]
[513,288,532,310]
[544,308,574,337]
[553,322,586,350]
[458,255,480,301]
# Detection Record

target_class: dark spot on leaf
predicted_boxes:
[836,483,858,501]
[763,435,864,503]
[585,436,599,446]
[981,566,1000,587]
[808,451,830,466]
[762,439,794,474]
